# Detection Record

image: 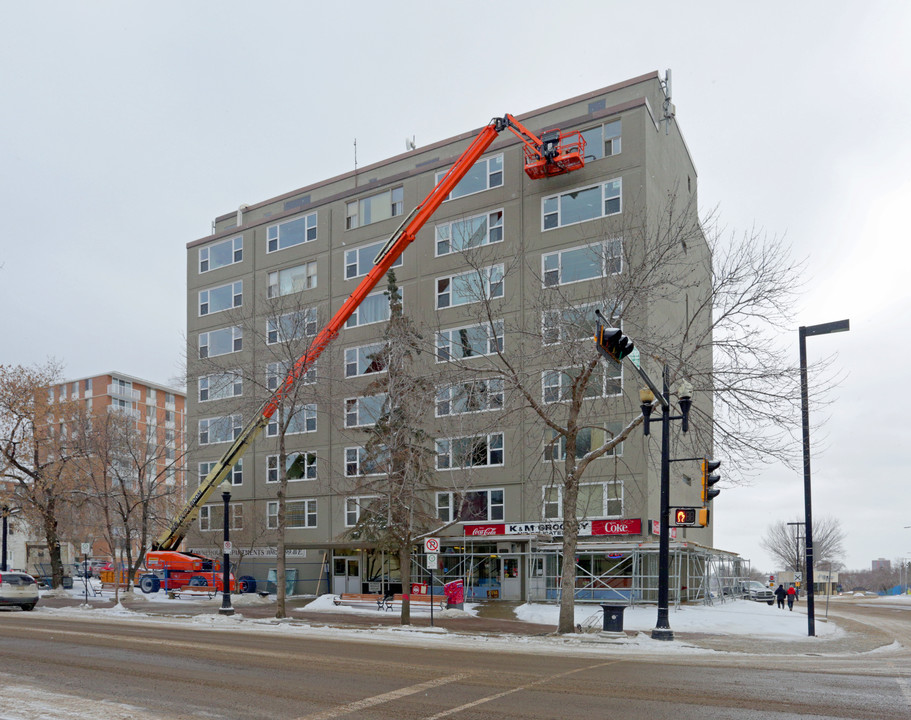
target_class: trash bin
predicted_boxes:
[600,604,626,633]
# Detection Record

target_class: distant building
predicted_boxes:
[872,558,891,571]
[47,372,187,559]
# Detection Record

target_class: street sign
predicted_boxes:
[223,541,232,554]
[424,537,440,553]
[81,543,92,555]
[629,347,641,368]
[426,553,438,570]
[795,572,803,582]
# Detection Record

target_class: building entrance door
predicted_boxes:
[501,556,521,600]
[332,557,360,594]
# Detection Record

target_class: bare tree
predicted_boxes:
[760,516,846,573]
[0,362,84,588]
[194,282,325,617]
[442,194,816,633]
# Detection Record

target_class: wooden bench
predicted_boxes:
[167,585,217,600]
[333,592,445,612]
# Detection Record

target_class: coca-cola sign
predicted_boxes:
[465,524,505,536]
[591,518,642,536]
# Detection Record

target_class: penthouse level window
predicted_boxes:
[581,119,622,160]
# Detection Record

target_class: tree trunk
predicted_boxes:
[557,467,581,634]
[398,545,411,626]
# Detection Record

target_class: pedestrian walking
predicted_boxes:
[787,584,797,611]
[774,584,787,609]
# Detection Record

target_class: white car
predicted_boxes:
[744,580,775,605]
[0,571,39,611]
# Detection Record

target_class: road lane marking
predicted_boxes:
[425,659,623,719]
[292,672,473,720]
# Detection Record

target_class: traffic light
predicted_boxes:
[595,324,634,363]
[701,458,721,502]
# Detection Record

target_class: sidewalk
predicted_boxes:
[34,591,896,656]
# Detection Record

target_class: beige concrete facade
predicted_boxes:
[184,72,716,599]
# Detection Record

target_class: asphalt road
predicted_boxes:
[1,601,909,719]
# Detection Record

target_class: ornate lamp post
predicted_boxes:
[218,480,234,616]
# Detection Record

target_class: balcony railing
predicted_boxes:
[107,404,140,420]
[108,384,141,402]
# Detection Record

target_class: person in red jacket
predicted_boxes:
[787,584,797,611]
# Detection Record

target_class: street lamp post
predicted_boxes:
[799,319,849,637]
[640,368,693,641]
[219,481,234,616]
[1,506,9,572]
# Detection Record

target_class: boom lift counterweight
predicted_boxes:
[149,111,587,574]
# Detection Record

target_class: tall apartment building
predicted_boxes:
[185,71,725,602]
[48,372,187,559]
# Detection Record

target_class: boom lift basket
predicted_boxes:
[523,129,586,179]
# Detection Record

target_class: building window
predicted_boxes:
[436,154,503,200]
[198,460,243,486]
[436,265,503,309]
[198,372,243,402]
[436,379,503,416]
[199,327,242,359]
[199,235,242,273]
[199,415,242,445]
[542,239,622,287]
[202,503,243,531]
[541,179,622,231]
[266,361,315,392]
[436,320,503,362]
[267,499,317,529]
[346,187,404,230]
[542,303,618,345]
[345,496,379,527]
[344,239,404,279]
[581,119,621,161]
[436,433,504,470]
[435,210,503,256]
[266,404,316,436]
[344,446,387,477]
[267,308,317,344]
[344,394,387,428]
[267,452,316,482]
[268,262,317,298]
[436,489,504,522]
[543,481,622,520]
[544,424,623,462]
[345,343,386,378]
[542,364,621,404]
[199,281,242,316]
[267,212,317,253]
[345,289,400,328]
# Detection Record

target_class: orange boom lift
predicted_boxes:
[144,113,586,589]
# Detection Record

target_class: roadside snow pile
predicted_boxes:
[515,599,843,640]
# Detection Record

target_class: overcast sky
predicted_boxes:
[2,1,909,573]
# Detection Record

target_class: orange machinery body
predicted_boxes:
[145,550,236,592]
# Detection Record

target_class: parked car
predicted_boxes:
[744,580,775,605]
[0,571,39,611]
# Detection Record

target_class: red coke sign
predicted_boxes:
[591,518,642,536]
[465,524,505,536]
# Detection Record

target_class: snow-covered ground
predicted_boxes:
[30,582,852,652]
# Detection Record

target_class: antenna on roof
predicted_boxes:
[353,138,358,187]
[405,136,416,151]
[660,69,675,136]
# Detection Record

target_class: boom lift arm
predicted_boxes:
[153,113,585,553]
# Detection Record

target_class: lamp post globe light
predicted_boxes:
[218,480,234,616]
